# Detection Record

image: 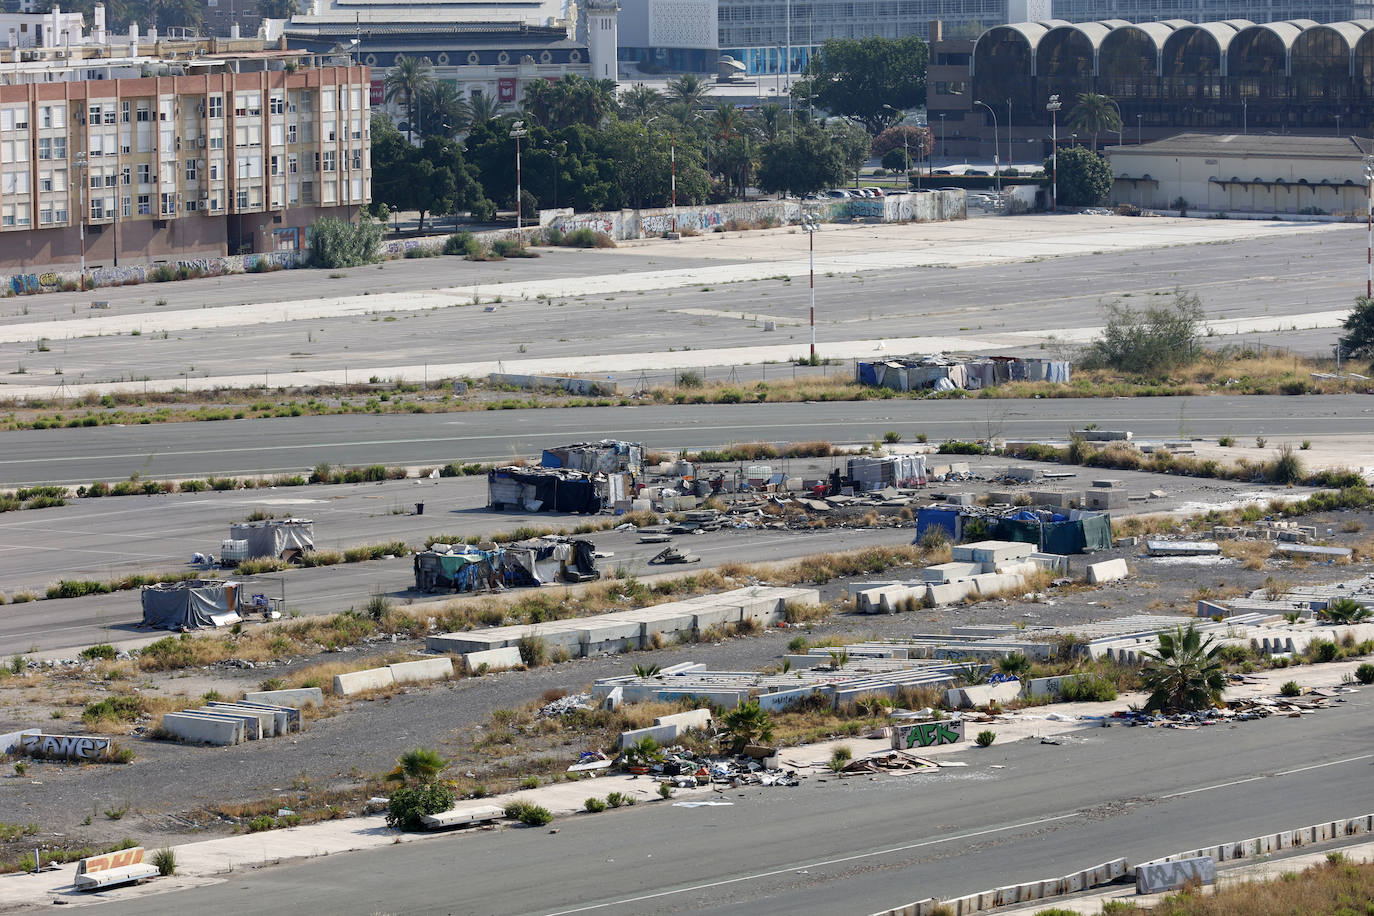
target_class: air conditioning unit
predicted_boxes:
[197,138,205,148]
[200,192,209,201]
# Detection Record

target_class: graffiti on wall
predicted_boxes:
[1136,857,1216,894]
[892,720,964,749]
[21,733,113,760]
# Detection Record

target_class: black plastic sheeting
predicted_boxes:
[489,468,604,514]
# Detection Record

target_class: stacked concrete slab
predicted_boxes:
[854,542,1044,613]
[159,699,299,746]
[427,586,819,657]
[333,657,455,696]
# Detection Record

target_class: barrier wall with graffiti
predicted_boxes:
[21,732,113,761]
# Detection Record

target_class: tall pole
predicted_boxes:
[509,120,528,230]
[76,152,86,275]
[938,113,945,159]
[1006,98,1013,170]
[670,133,676,217]
[1364,156,1374,298]
[785,0,791,94]
[975,100,1000,193]
[1242,97,1247,135]
[1137,113,1142,145]
[1047,94,1061,212]
[804,212,817,362]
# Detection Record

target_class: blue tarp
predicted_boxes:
[857,362,879,386]
[916,507,960,542]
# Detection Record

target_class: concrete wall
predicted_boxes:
[242,687,324,708]
[160,711,244,746]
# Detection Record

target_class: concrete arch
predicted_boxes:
[1293,22,1366,85]
[1101,22,1175,79]
[1232,22,1304,76]
[1037,24,1107,108]
[973,23,1048,77]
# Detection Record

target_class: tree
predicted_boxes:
[828,119,872,187]
[871,124,932,161]
[386,783,455,831]
[1082,288,1203,375]
[793,37,928,133]
[308,214,384,268]
[881,148,911,171]
[415,80,470,139]
[257,0,300,19]
[619,84,662,121]
[1140,623,1227,713]
[1318,598,1373,624]
[755,102,784,141]
[468,94,503,127]
[1067,92,1122,153]
[1043,146,1112,207]
[384,55,433,142]
[369,115,489,232]
[756,126,846,196]
[397,747,447,783]
[719,700,774,754]
[665,73,711,113]
[1339,296,1374,360]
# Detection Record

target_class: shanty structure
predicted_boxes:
[848,456,928,491]
[541,440,643,476]
[857,356,1070,392]
[414,538,599,592]
[487,467,604,513]
[226,519,315,561]
[140,580,242,630]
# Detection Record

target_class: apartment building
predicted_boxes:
[0,30,370,269]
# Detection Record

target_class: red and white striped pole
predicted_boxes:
[1366,155,1373,298]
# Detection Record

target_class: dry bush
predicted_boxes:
[1094,855,1374,916]
[1220,539,1271,570]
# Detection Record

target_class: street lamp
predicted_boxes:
[1046,94,1061,211]
[974,100,1001,193]
[1241,97,1248,135]
[509,120,528,229]
[882,104,911,187]
[649,115,677,222]
[1363,155,1374,297]
[801,209,820,363]
[1136,113,1142,145]
[938,113,945,160]
[1006,98,1013,170]
[1105,97,1124,148]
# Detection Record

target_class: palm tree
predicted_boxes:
[384,55,434,142]
[755,102,783,141]
[1140,623,1227,713]
[719,700,774,754]
[1318,598,1373,624]
[397,747,447,783]
[417,80,470,138]
[666,73,710,114]
[619,84,662,121]
[467,93,503,127]
[1066,92,1121,153]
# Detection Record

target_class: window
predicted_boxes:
[287,123,297,143]
[121,100,131,123]
[350,88,362,110]
[270,154,280,176]
[53,137,65,159]
[326,121,336,142]
[270,95,285,115]
[104,172,117,187]
[137,103,151,122]
[2,170,29,194]
[322,150,335,172]
[209,196,221,211]
[138,163,152,184]
[161,192,176,215]
[185,158,197,181]
[270,123,283,145]
[37,137,51,160]
[209,161,220,180]
[137,194,151,215]
[322,89,335,112]
[40,105,63,129]
[121,195,131,218]
[234,123,262,147]
[121,166,131,185]
[209,96,223,119]
[40,208,53,225]
[209,128,224,150]
[90,198,105,219]
[236,188,248,210]
[2,106,29,130]
[288,153,298,174]
[234,92,261,117]
[351,118,362,140]
[350,149,361,171]
[2,202,31,227]
[185,199,198,212]
[39,174,52,192]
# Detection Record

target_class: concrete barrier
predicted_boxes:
[243,687,323,708]
[618,723,679,750]
[1136,855,1216,894]
[757,686,829,712]
[926,581,977,606]
[333,666,397,696]
[922,562,981,583]
[1087,558,1130,584]
[463,646,523,671]
[655,708,712,732]
[202,703,279,737]
[194,708,265,740]
[160,711,244,746]
[389,657,454,685]
[944,680,1021,709]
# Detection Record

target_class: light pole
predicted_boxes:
[1336,113,1342,136]
[802,209,820,363]
[974,100,1001,193]
[1106,97,1124,148]
[1242,97,1247,135]
[882,104,910,186]
[1136,113,1142,145]
[509,120,528,229]
[938,113,945,160]
[1006,98,1013,170]
[649,115,677,220]
[1364,155,1374,297]
[74,151,87,274]
[1046,94,1061,211]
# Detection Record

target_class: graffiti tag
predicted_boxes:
[21,733,112,760]
[893,720,964,749]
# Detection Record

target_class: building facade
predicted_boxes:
[0,33,369,269]
[1106,132,1373,214]
[933,17,1374,160]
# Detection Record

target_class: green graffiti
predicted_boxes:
[903,721,963,748]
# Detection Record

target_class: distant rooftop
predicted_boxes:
[1109,132,1374,158]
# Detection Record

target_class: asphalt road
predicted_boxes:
[0,395,1365,487]
[94,693,1374,916]
[0,221,1356,393]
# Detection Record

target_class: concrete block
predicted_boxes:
[945,679,1021,709]
[1136,856,1216,894]
[922,562,981,583]
[1029,552,1069,574]
[993,560,1039,580]
[986,490,1017,505]
[601,686,623,711]
[333,666,396,696]
[1147,540,1220,556]
[654,708,712,732]
[968,540,1035,566]
[0,728,41,754]
[421,804,506,830]
[204,703,281,737]
[971,572,1018,595]
[1085,489,1128,510]
[1076,429,1132,441]
[242,688,323,708]
[1029,489,1079,509]
[691,605,742,631]
[618,723,679,750]
[653,688,749,708]
[1086,558,1130,584]
[579,619,644,653]
[463,646,523,671]
[757,686,830,712]
[389,657,454,685]
[160,711,243,746]
[891,720,965,750]
[926,581,976,606]
[231,700,301,732]
[195,708,265,740]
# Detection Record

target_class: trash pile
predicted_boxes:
[536,693,593,719]
[1108,688,1346,728]
[607,746,801,789]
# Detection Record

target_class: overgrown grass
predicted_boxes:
[1098,854,1374,916]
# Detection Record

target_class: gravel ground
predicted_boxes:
[1,504,1370,865]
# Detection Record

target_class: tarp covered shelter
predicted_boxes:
[414,538,599,592]
[916,507,962,542]
[488,467,604,514]
[141,580,241,630]
[541,440,643,476]
[228,519,314,560]
[848,455,928,491]
[1042,514,1113,555]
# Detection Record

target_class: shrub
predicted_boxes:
[386,782,456,831]
[517,634,547,667]
[559,228,615,248]
[975,730,996,747]
[1280,680,1302,697]
[829,745,853,772]
[1265,444,1305,484]
[719,700,774,753]
[308,214,384,268]
[1354,663,1374,685]
[47,579,111,599]
[397,747,447,783]
[1081,289,1203,376]
[80,643,118,661]
[584,797,607,813]
[605,791,632,808]
[443,232,481,257]
[1309,639,1340,663]
[504,800,554,826]
[152,847,176,876]
[365,594,393,622]
[1057,674,1117,703]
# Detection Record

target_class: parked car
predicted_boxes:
[861,187,886,198]
[826,189,851,198]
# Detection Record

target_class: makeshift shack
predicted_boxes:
[541,440,643,476]
[225,518,314,564]
[487,467,604,514]
[857,355,1070,392]
[848,455,927,491]
[414,538,599,592]
[141,580,242,630]
[915,506,1112,555]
